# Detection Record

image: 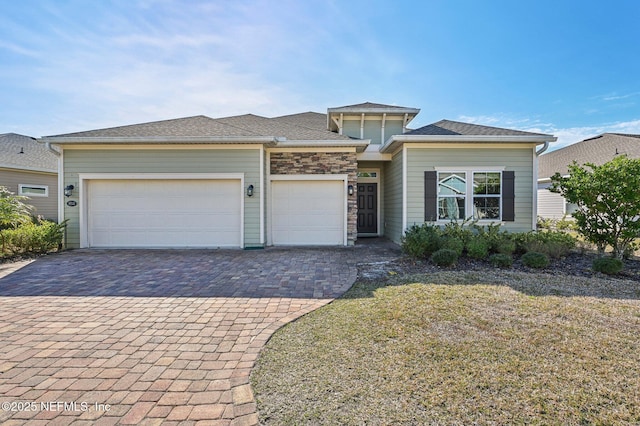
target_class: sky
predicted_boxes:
[1,0,640,150]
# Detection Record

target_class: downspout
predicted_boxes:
[532,141,549,230]
[31,137,61,157]
[535,141,549,156]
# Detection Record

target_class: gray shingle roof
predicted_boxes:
[272,112,328,131]
[408,119,551,137]
[47,113,350,141]
[538,133,640,179]
[0,133,57,173]
[47,116,262,138]
[330,101,415,110]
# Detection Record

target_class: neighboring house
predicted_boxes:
[538,133,640,219]
[41,102,555,249]
[0,133,58,221]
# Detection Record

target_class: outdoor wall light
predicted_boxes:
[246,184,254,197]
[64,184,75,197]
[348,185,354,196]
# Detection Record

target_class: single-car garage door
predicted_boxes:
[88,179,242,248]
[271,180,345,245]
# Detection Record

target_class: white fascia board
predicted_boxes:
[380,135,558,154]
[275,139,370,152]
[40,136,278,145]
[0,164,57,174]
[327,107,420,115]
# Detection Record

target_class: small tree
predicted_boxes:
[550,155,640,260]
[0,186,34,252]
[0,186,32,229]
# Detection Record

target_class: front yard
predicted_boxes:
[251,268,640,425]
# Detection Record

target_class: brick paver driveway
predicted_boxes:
[0,241,400,425]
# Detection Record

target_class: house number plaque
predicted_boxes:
[66,201,77,207]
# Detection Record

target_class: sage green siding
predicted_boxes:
[383,150,404,243]
[343,121,361,140]
[406,146,535,232]
[363,120,382,144]
[63,148,261,248]
[384,121,404,143]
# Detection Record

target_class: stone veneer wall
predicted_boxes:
[270,152,358,245]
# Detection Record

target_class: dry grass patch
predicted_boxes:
[252,271,640,425]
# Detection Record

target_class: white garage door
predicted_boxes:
[271,180,345,245]
[88,179,242,248]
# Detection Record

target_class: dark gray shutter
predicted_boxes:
[424,171,437,221]
[502,171,515,222]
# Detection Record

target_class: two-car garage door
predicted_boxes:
[88,179,241,248]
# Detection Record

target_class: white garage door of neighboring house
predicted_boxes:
[271,180,345,245]
[88,179,242,248]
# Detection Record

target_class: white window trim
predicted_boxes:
[19,184,49,197]
[435,168,505,223]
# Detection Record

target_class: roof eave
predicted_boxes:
[40,136,279,145]
[0,164,57,174]
[275,139,371,153]
[327,107,420,115]
[380,135,557,153]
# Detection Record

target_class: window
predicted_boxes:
[18,184,48,197]
[438,172,466,220]
[437,171,502,221]
[473,172,501,219]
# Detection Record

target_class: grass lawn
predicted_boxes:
[251,270,640,425]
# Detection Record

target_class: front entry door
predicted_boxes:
[357,183,377,234]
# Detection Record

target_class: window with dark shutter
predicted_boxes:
[502,171,515,221]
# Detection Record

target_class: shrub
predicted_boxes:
[488,253,513,268]
[401,224,442,259]
[521,251,550,268]
[441,236,464,256]
[516,231,576,258]
[473,222,514,254]
[430,249,459,267]
[442,219,475,245]
[0,220,66,257]
[592,257,624,275]
[466,236,489,260]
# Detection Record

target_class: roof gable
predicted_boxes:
[0,133,57,173]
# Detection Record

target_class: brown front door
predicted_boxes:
[357,183,377,234]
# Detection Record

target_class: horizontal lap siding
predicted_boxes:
[383,151,403,243]
[0,169,58,221]
[63,149,261,248]
[537,183,566,219]
[406,147,535,232]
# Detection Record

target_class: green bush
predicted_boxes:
[466,236,489,260]
[592,257,624,275]
[0,220,66,257]
[488,253,513,268]
[473,223,515,254]
[401,224,441,259]
[430,249,459,267]
[442,219,475,245]
[515,231,576,258]
[441,236,464,256]
[521,251,550,268]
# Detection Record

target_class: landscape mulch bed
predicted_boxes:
[358,251,640,283]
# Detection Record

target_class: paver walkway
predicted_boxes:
[0,241,401,425]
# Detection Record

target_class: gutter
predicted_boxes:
[31,137,61,157]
